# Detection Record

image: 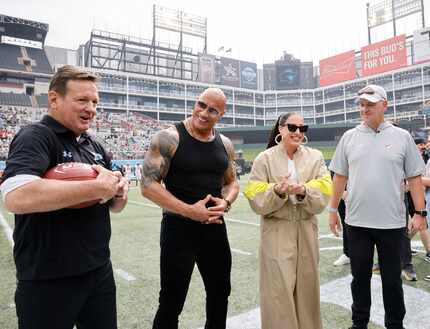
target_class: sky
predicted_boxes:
[1,0,430,67]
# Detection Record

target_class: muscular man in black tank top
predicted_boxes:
[141,88,240,329]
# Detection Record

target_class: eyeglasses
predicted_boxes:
[196,100,220,117]
[284,123,308,133]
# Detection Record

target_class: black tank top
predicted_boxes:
[164,122,229,205]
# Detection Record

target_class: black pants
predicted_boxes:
[153,215,232,329]
[400,195,413,268]
[338,199,349,256]
[15,261,117,329]
[347,225,405,329]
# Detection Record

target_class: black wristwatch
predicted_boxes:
[414,210,427,217]
[223,198,232,212]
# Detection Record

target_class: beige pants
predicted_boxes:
[259,218,321,329]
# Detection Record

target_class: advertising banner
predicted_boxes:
[319,50,356,86]
[239,61,257,89]
[361,35,406,76]
[220,57,240,87]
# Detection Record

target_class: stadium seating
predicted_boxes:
[25,47,53,74]
[0,92,32,107]
[0,44,25,71]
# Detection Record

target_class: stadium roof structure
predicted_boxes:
[0,14,48,32]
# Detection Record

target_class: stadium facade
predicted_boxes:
[1,12,430,144]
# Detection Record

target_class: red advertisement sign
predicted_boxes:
[319,50,356,87]
[361,35,407,76]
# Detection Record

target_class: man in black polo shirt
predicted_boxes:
[0,65,128,329]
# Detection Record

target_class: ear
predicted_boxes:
[48,90,59,110]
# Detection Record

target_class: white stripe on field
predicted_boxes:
[0,211,14,247]
[225,217,260,227]
[127,200,160,208]
[318,233,342,240]
[231,248,252,256]
[320,246,343,251]
[114,268,137,282]
[128,200,261,226]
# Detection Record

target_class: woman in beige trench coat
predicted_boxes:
[244,112,332,329]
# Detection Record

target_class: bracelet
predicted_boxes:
[223,198,232,212]
[327,207,338,213]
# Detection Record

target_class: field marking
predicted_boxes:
[114,268,137,282]
[231,248,252,256]
[127,199,160,208]
[225,217,260,227]
[319,233,342,240]
[127,200,261,226]
[320,246,343,251]
[199,275,430,329]
[0,211,14,247]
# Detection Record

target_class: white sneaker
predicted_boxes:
[333,254,350,266]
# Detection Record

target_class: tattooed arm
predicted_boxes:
[207,134,240,213]
[140,126,223,222]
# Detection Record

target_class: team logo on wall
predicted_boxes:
[241,66,256,82]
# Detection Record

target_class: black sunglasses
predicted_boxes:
[285,123,308,133]
[197,100,220,116]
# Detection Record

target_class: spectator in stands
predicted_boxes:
[140,87,239,329]
[244,112,331,329]
[0,65,128,329]
[329,84,426,329]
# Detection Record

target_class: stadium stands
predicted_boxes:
[25,47,53,74]
[0,92,32,107]
[0,44,25,71]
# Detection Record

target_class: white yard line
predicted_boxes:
[320,246,343,251]
[231,248,252,256]
[0,211,13,247]
[127,200,160,208]
[114,268,137,282]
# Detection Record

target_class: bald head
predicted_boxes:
[200,88,227,112]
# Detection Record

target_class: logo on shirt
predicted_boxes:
[62,151,73,161]
[385,144,392,149]
[90,151,103,161]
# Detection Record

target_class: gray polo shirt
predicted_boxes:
[329,122,424,229]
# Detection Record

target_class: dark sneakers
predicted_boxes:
[424,252,430,263]
[402,264,417,281]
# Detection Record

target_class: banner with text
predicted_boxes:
[361,35,406,76]
[319,50,356,86]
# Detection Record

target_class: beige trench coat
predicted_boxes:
[244,144,331,329]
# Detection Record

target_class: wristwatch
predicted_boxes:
[414,210,427,217]
[223,198,232,212]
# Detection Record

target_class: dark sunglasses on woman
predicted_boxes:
[285,123,308,133]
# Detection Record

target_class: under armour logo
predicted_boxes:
[62,151,73,160]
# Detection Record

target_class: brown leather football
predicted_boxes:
[43,162,100,208]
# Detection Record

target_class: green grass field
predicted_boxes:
[1,174,430,329]
[0,145,428,328]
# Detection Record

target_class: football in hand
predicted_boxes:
[43,162,100,208]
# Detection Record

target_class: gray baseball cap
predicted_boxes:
[357,84,387,103]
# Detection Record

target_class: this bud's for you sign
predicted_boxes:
[361,35,407,77]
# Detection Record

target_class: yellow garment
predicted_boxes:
[244,144,331,329]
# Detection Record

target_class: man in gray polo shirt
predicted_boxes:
[328,84,427,329]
